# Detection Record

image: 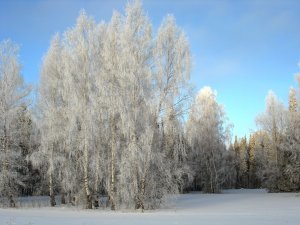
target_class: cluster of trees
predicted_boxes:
[32,1,194,210]
[1,0,299,210]
[229,135,263,189]
[226,79,300,192]
[1,1,194,210]
[253,83,300,192]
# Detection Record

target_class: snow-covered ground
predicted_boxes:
[1,189,300,225]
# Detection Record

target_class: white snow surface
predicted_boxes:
[1,189,300,225]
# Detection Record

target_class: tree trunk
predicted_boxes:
[135,179,145,211]
[49,173,56,207]
[49,145,56,207]
[2,128,14,207]
[235,169,239,189]
[61,191,66,205]
[2,127,8,172]
[84,132,92,209]
[3,127,13,205]
[9,195,15,208]
[68,191,72,204]
[140,178,145,212]
[211,150,219,193]
[110,127,116,210]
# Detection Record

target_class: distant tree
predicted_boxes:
[279,114,300,191]
[232,136,241,188]
[187,87,229,193]
[256,91,288,191]
[248,134,257,188]
[222,142,236,189]
[278,75,300,191]
[251,131,269,187]
[288,87,297,112]
[239,136,248,187]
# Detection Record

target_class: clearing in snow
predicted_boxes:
[1,189,300,225]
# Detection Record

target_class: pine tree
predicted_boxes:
[239,137,248,187]
[248,134,256,188]
[233,136,241,188]
[223,142,237,189]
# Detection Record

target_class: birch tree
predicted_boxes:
[0,40,31,207]
[31,34,68,206]
[153,15,191,120]
[112,1,159,210]
[62,11,100,209]
[100,10,123,210]
[162,107,192,193]
[186,87,228,193]
[256,91,287,191]
[138,4,191,208]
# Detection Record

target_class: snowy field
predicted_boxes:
[1,189,300,225]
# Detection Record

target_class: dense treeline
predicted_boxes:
[227,85,300,192]
[0,1,299,210]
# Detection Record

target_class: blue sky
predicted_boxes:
[1,0,300,138]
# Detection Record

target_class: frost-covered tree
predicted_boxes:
[31,34,68,206]
[257,92,286,163]
[109,1,192,210]
[148,12,191,207]
[251,131,269,187]
[99,10,123,210]
[34,0,192,210]
[288,87,297,113]
[239,136,248,187]
[105,1,191,210]
[116,2,154,210]
[0,40,31,207]
[16,105,40,196]
[153,14,191,120]
[278,75,300,191]
[278,114,300,191]
[254,84,300,192]
[62,11,103,209]
[162,108,192,193]
[232,136,241,188]
[186,87,229,193]
[248,134,258,188]
[222,142,236,189]
[33,12,109,208]
[256,91,288,191]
